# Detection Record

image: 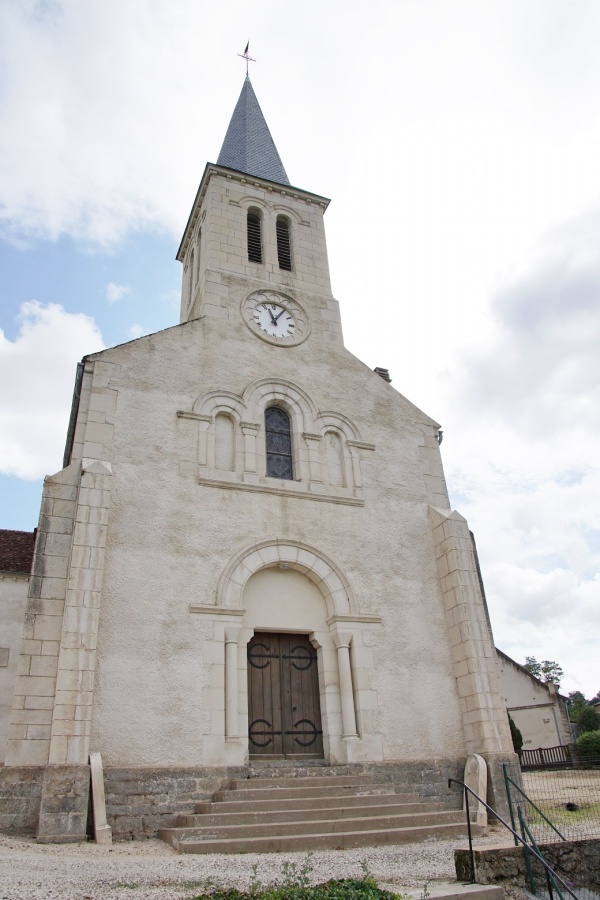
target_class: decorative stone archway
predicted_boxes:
[216,539,358,618]
[187,539,384,765]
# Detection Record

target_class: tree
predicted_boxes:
[523,656,564,686]
[567,691,590,723]
[577,705,600,734]
[508,715,523,753]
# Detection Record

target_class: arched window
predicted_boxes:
[276,216,292,270]
[247,209,262,263]
[265,407,293,480]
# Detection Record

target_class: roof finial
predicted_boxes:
[238,41,256,76]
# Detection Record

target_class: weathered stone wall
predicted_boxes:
[455,839,600,892]
[37,765,91,843]
[0,758,468,840]
[0,766,44,833]
[0,573,29,761]
[104,767,246,839]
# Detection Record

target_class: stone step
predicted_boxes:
[196,790,421,813]
[159,821,472,854]
[165,809,464,842]
[213,783,408,802]
[391,884,504,900]
[229,774,377,790]
[178,800,444,827]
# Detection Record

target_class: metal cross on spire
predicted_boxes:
[238,41,256,75]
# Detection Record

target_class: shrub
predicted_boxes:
[576,729,600,759]
[192,882,402,900]
[509,715,523,753]
[191,855,407,900]
[577,706,600,734]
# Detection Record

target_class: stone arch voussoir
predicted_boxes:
[243,377,318,432]
[217,539,357,619]
[192,390,247,420]
[317,411,362,442]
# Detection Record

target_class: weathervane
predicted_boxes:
[238,41,256,75]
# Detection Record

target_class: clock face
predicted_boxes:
[241,291,309,346]
[253,302,296,337]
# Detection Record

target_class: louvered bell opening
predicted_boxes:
[276,218,292,271]
[247,213,262,263]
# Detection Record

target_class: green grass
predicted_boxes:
[527,801,600,827]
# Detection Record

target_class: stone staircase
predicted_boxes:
[158,769,475,854]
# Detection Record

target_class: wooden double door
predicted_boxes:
[247,632,324,758]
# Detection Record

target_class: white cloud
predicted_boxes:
[438,214,600,696]
[127,323,144,339]
[2,0,600,252]
[106,282,131,304]
[0,301,105,479]
[487,565,600,695]
[0,0,202,244]
[456,211,600,441]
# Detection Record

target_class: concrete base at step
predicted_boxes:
[161,822,476,854]
[380,883,504,900]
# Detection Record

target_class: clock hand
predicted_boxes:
[266,308,278,324]
[273,308,287,322]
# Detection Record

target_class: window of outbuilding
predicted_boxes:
[276,216,292,270]
[265,407,293,480]
[247,209,263,263]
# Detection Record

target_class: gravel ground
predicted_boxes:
[0,829,511,900]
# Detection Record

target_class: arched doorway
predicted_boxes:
[243,566,326,759]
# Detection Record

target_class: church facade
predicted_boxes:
[1,77,514,842]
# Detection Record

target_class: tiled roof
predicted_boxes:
[217,76,290,185]
[0,529,35,575]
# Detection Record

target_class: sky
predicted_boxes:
[0,0,598,698]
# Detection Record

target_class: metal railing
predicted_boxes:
[504,755,600,843]
[503,765,566,845]
[448,778,578,900]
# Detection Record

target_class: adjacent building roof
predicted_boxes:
[217,76,290,186]
[0,529,35,575]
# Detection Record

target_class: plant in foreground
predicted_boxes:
[192,853,404,900]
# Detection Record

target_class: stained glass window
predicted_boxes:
[265,407,293,480]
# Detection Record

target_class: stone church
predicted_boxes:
[0,76,514,845]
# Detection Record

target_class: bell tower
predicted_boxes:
[177,77,343,348]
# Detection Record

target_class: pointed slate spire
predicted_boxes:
[217,76,290,186]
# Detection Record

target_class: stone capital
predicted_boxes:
[224,626,242,644]
[332,631,353,650]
